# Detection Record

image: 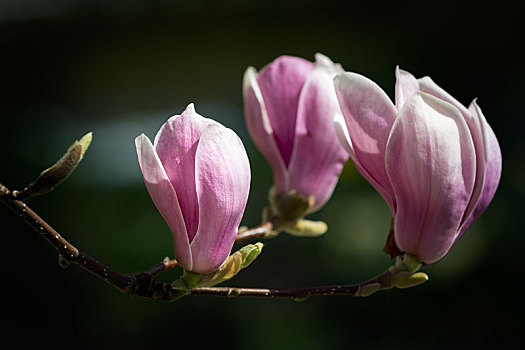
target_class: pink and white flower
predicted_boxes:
[243,53,349,213]
[136,104,251,273]
[334,68,502,264]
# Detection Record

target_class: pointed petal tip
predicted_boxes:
[243,66,258,90]
[314,52,332,65]
[243,65,257,76]
[469,97,480,108]
[185,103,196,113]
[135,133,148,145]
[395,65,412,78]
[417,75,434,85]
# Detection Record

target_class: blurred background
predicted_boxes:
[1,0,523,348]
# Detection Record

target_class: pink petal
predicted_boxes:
[395,66,420,109]
[256,56,315,166]
[135,134,192,271]
[190,124,251,273]
[417,77,491,233]
[335,112,396,213]
[243,67,289,193]
[457,100,502,237]
[385,92,476,264]
[153,104,215,242]
[333,113,355,157]
[418,76,471,118]
[334,72,398,211]
[287,56,348,212]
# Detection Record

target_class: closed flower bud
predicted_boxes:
[243,53,349,214]
[334,68,501,264]
[135,104,251,273]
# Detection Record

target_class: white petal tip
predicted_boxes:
[314,52,332,64]
[185,103,196,112]
[135,133,148,144]
[243,66,259,90]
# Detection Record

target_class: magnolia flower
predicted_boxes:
[243,53,349,214]
[135,104,251,273]
[334,67,501,264]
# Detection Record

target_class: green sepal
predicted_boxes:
[393,271,429,289]
[193,252,244,288]
[269,187,314,220]
[172,243,265,290]
[402,254,422,273]
[264,187,328,237]
[172,270,202,291]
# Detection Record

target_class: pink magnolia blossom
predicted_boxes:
[334,67,502,264]
[135,104,251,273]
[243,53,349,213]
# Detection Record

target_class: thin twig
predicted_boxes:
[236,222,274,242]
[1,181,402,301]
[144,258,180,276]
[190,270,394,299]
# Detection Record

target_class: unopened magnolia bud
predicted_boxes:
[136,104,250,274]
[20,132,92,198]
[334,69,501,265]
[243,54,349,214]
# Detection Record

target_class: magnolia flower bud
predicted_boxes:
[334,68,502,264]
[135,104,251,273]
[243,53,349,215]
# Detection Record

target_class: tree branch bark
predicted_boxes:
[1,181,406,301]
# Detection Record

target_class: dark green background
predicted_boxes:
[1,1,523,348]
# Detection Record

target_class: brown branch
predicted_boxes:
[1,181,183,300]
[144,258,180,276]
[190,270,394,299]
[235,222,274,242]
[1,181,417,302]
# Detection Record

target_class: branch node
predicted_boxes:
[58,254,71,269]
[227,288,241,297]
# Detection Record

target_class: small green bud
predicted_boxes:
[283,219,327,237]
[19,132,93,198]
[239,242,264,268]
[77,132,93,160]
[394,271,429,289]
